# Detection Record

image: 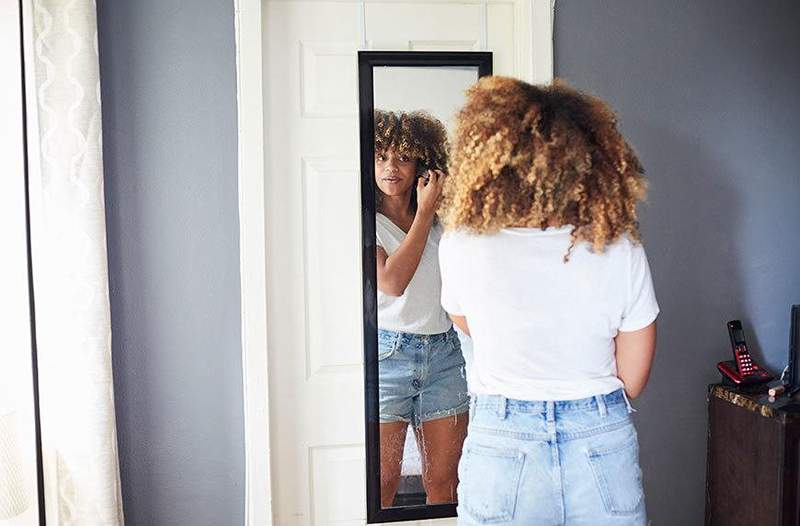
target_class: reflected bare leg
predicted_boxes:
[415,412,469,504]
[379,420,409,508]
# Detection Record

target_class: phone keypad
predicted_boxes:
[736,344,755,376]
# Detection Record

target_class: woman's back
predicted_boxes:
[439,76,657,525]
[439,226,658,401]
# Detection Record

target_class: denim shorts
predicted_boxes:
[457,389,646,525]
[378,327,470,426]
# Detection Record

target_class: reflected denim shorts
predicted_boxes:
[457,389,646,525]
[378,327,470,426]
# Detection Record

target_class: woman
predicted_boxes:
[374,109,469,507]
[439,78,659,525]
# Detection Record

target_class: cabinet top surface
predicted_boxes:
[710,383,800,422]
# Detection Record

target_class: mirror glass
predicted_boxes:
[371,64,479,510]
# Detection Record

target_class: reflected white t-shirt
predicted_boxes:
[376,213,452,335]
[438,226,659,401]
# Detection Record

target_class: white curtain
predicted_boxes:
[25,0,124,524]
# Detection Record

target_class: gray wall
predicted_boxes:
[555,1,800,523]
[96,1,244,524]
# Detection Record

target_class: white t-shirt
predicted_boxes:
[376,213,452,335]
[439,226,659,401]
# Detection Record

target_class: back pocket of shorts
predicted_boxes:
[586,433,644,515]
[458,444,525,523]
[377,331,399,361]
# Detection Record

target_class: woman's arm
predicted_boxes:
[615,321,657,399]
[376,212,435,296]
[449,314,470,336]
[376,172,442,296]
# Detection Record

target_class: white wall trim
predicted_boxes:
[529,0,555,84]
[358,2,367,49]
[234,0,273,525]
[479,0,488,51]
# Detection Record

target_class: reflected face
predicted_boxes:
[375,148,418,199]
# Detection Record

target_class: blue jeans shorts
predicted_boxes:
[457,389,646,525]
[378,327,470,426]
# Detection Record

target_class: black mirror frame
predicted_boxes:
[358,50,492,524]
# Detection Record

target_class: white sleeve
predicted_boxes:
[375,218,388,251]
[619,242,660,332]
[438,234,463,315]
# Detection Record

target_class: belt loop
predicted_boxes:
[546,400,555,423]
[493,396,507,419]
[595,394,607,417]
[622,390,637,414]
[469,395,476,420]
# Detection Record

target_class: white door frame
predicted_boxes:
[234,1,555,524]
[234,0,272,525]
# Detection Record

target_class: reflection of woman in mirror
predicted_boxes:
[374,109,469,507]
[439,78,658,525]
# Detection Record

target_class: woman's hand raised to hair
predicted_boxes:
[377,169,445,297]
[417,169,445,217]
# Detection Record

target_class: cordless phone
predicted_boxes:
[717,320,773,385]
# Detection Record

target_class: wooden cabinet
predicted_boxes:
[706,384,800,525]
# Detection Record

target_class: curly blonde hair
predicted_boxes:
[374,109,449,211]
[441,76,647,258]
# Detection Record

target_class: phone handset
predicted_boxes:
[717,320,773,385]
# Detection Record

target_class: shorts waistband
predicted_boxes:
[472,389,634,417]
[378,326,455,343]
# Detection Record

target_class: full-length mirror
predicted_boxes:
[359,51,492,523]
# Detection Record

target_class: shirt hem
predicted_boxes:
[618,307,660,333]
[469,382,624,402]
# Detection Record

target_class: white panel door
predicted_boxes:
[263,3,529,524]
